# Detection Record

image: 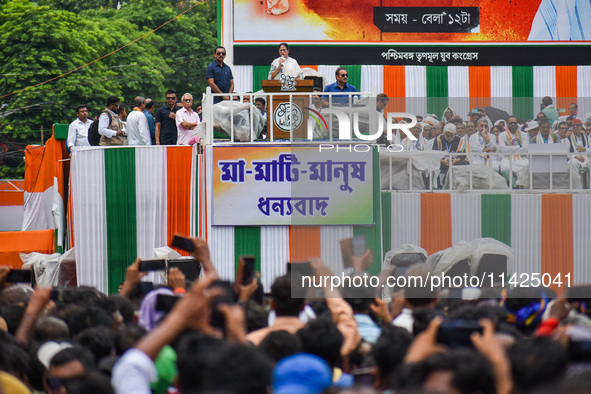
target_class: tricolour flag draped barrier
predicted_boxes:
[383,192,590,294]
[71,144,590,295]
[0,180,24,231]
[71,146,197,294]
[22,136,68,252]
[233,65,591,121]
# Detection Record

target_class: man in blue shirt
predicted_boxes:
[205,46,234,104]
[323,67,358,105]
[144,98,156,145]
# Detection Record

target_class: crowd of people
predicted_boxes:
[367,97,591,189]
[0,237,591,393]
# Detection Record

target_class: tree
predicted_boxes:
[0,0,123,177]
[0,0,218,178]
[110,0,217,99]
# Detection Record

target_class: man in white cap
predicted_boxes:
[432,123,469,187]
[524,120,540,143]
[421,116,438,149]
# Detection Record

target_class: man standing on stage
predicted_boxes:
[206,46,234,103]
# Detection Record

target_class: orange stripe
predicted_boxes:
[166,147,193,255]
[23,145,51,193]
[23,137,68,194]
[420,194,452,255]
[0,230,55,267]
[300,65,318,71]
[541,194,573,296]
[383,66,405,112]
[289,226,321,260]
[469,66,491,110]
[556,66,577,116]
[0,191,24,206]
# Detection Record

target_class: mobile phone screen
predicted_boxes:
[171,235,195,252]
[6,269,32,284]
[139,259,167,272]
[241,256,256,285]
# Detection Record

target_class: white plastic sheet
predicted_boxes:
[382,244,428,268]
[380,151,444,190]
[444,164,509,191]
[428,241,475,276]
[469,237,514,276]
[211,101,266,141]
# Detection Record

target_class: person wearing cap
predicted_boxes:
[272,353,332,394]
[524,120,540,144]
[568,119,589,153]
[565,118,590,185]
[432,123,469,188]
[567,119,590,163]
[421,117,436,149]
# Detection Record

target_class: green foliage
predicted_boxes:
[0,0,217,178]
[36,0,110,13]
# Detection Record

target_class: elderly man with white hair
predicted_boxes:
[469,118,496,166]
[176,93,200,145]
[432,123,470,188]
[127,96,151,146]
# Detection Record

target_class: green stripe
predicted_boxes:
[426,66,449,118]
[216,0,221,46]
[381,192,392,255]
[234,226,262,275]
[353,147,382,276]
[253,66,269,92]
[105,148,137,294]
[340,65,361,91]
[481,194,511,246]
[512,66,534,121]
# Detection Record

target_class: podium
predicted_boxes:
[261,80,314,139]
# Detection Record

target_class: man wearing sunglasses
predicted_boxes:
[322,67,358,105]
[206,46,234,104]
[155,89,179,145]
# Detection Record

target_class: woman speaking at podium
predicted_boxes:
[268,43,304,81]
